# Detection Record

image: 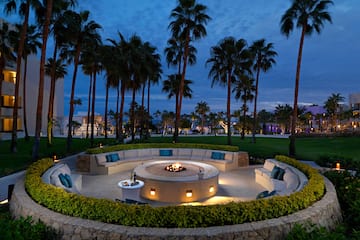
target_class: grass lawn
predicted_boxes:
[1,135,359,177]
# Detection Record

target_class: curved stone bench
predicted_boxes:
[83,148,249,175]
[10,176,342,240]
[255,159,308,196]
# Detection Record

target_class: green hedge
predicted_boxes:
[25,153,325,228]
[86,143,239,154]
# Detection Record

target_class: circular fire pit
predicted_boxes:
[134,160,219,203]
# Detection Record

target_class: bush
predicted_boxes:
[0,205,58,240]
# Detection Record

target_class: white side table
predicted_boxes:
[117,180,144,201]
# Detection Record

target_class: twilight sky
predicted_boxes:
[4,0,360,116]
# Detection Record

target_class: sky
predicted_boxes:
[3,0,360,117]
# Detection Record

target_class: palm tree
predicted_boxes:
[274,104,293,134]
[168,0,211,142]
[324,93,344,129]
[280,0,333,156]
[233,75,255,139]
[207,37,252,145]
[32,0,54,159]
[162,74,193,128]
[11,24,41,141]
[195,101,210,134]
[0,22,16,104]
[45,57,66,145]
[249,39,277,143]
[62,10,101,152]
[4,0,31,152]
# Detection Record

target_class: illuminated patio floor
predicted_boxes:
[78,165,266,207]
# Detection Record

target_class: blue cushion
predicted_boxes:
[64,174,73,188]
[110,153,120,162]
[105,154,112,162]
[256,190,269,199]
[211,151,225,160]
[270,166,281,179]
[276,168,285,180]
[58,173,70,188]
[159,149,173,156]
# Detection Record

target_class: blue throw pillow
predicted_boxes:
[256,190,269,199]
[276,168,285,180]
[270,166,281,179]
[58,173,70,188]
[159,149,172,156]
[106,154,112,162]
[64,174,73,188]
[211,152,225,160]
[111,153,120,162]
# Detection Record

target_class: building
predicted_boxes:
[0,20,64,140]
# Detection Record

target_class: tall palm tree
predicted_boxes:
[32,0,54,159]
[233,75,255,139]
[45,57,66,145]
[280,0,333,156]
[324,93,344,129]
[62,10,101,152]
[207,37,252,145]
[162,74,193,128]
[4,0,31,152]
[0,22,16,103]
[168,0,211,142]
[195,101,210,134]
[249,39,277,143]
[11,24,41,141]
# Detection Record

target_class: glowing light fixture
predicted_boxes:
[150,188,156,196]
[335,162,341,171]
[209,186,214,193]
[53,154,60,163]
[99,143,103,148]
[186,190,192,198]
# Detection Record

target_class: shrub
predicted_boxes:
[24,151,325,228]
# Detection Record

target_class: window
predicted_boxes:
[2,118,22,131]
[1,95,21,108]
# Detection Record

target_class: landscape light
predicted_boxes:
[186,190,192,198]
[150,188,156,196]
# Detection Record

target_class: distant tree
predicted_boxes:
[249,39,277,143]
[207,37,252,144]
[274,104,293,134]
[168,0,211,142]
[324,93,344,129]
[195,101,210,134]
[280,0,333,156]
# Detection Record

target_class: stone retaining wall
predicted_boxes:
[10,176,342,240]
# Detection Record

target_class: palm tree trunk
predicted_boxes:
[104,81,109,139]
[86,73,92,139]
[47,41,58,146]
[140,84,145,139]
[115,84,120,139]
[146,79,151,138]
[289,26,306,157]
[67,45,81,153]
[242,102,247,140]
[11,1,29,153]
[33,0,53,160]
[175,32,190,143]
[118,83,126,143]
[252,66,260,143]
[131,86,136,142]
[23,57,29,141]
[90,70,96,147]
[226,71,232,145]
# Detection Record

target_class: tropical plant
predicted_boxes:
[162,74,193,128]
[233,75,255,139]
[195,101,210,134]
[45,57,67,145]
[168,0,210,142]
[324,93,344,129]
[207,37,252,145]
[249,39,277,143]
[61,10,101,152]
[274,104,293,134]
[280,0,333,156]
